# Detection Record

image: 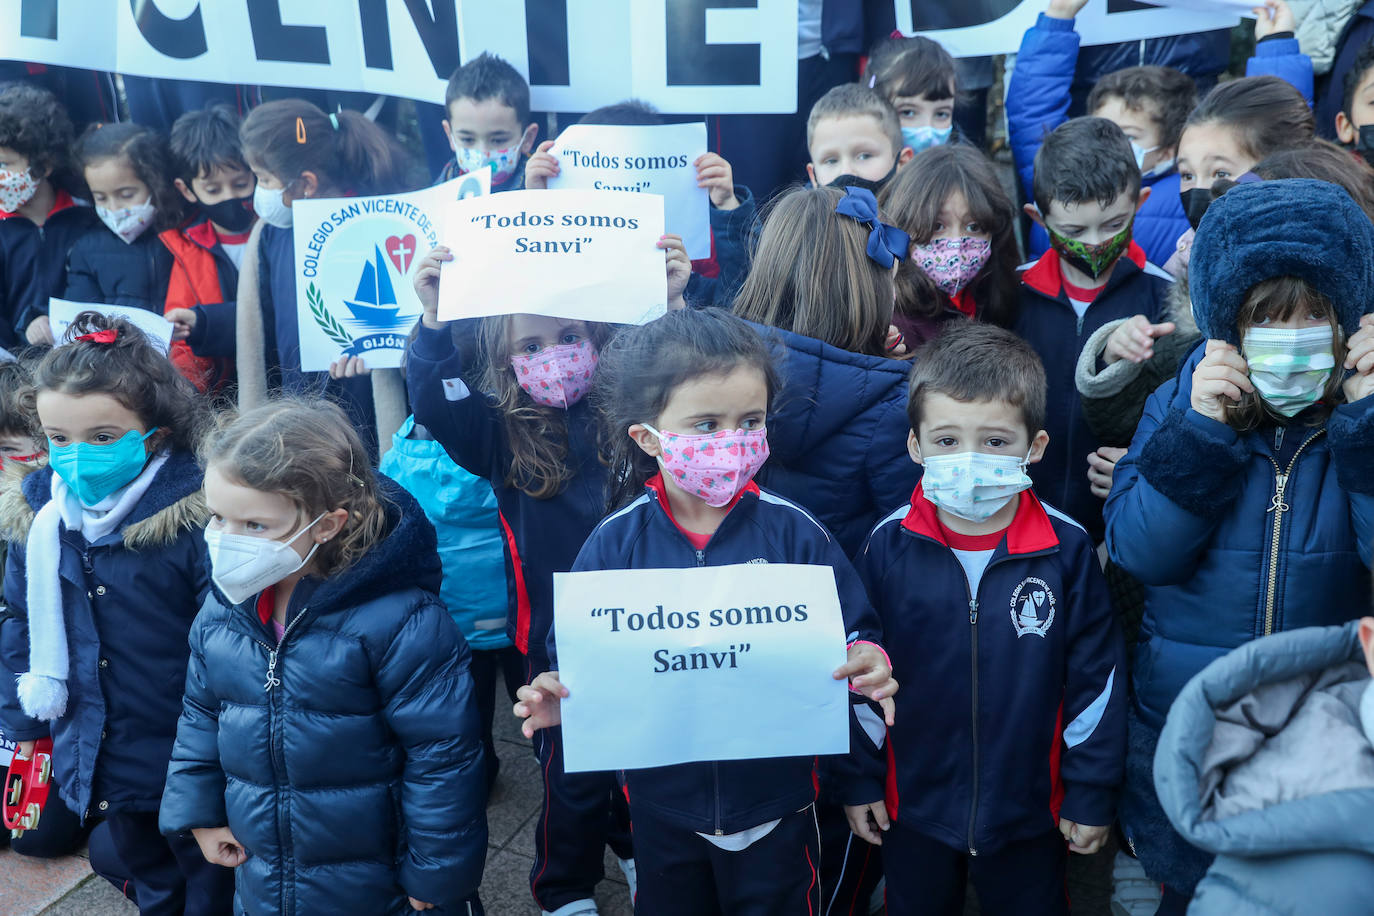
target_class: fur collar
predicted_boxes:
[0,458,45,543]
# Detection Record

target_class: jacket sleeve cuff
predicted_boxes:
[1255,31,1296,45]
[410,322,454,363]
[1059,782,1115,829]
[1075,319,1144,399]
[1137,408,1247,521]
[1036,11,1077,30]
[1327,397,1374,495]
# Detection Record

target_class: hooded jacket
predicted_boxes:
[0,450,209,820]
[1315,1,1374,140]
[1154,622,1374,916]
[159,481,486,915]
[1,190,100,347]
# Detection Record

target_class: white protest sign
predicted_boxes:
[436,189,666,325]
[553,563,850,773]
[292,172,489,372]
[549,123,710,260]
[48,299,173,354]
[896,0,1238,57]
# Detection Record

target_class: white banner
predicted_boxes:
[436,188,665,325]
[293,172,488,372]
[548,122,710,260]
[48,298,173,353]
[554,563,849,773]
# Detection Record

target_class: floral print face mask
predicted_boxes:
[510,339,598,408]
[642,424,770,508]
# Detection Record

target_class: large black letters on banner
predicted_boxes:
[1105,0,1157,10]
[246,0,328,65]
[666,0,760,87]
[20,0,57,40]
[358,0,458,78]
[130,0,208,58]
[902,0,1021,30]
[526,0,571,87]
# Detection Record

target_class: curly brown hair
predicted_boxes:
[0,82,74,184]
[0,357,37,444]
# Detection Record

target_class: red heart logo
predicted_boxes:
[385,234,417,274]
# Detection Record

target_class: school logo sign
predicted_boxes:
[1009,577,1056,638]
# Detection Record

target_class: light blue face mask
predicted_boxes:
[902,125,953,154]
[47,428,158,507]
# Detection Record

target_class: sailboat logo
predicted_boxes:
[1009,577,1056,638]
[343,245,418,331]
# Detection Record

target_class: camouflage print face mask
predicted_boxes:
[1047,219,1134,280]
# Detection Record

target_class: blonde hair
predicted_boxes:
[733,186,895,356]
[200,399,389,578]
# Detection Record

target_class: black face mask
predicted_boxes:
[1357,125,1374,168]
[1180,187,1214,231]
[826,160,898,195]
[195,194,256,233]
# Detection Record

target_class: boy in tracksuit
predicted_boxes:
[843,323,1125,916]
[1014,116,1172,542]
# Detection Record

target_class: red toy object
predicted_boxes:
[4,737,53,837]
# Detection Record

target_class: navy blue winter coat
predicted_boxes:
[63,224,172,313]
[0,450,209,821]
[556,475,883,834]
[755,323,918,557]
[1105,347,1374,730]
[159,481,486,915]
[1317,2,1374,140]
[0,191,100,346]
[1014,244,1173,539]
[847,487,1125,854]
[406,320,610,662]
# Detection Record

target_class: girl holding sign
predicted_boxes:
[515,307,897,916]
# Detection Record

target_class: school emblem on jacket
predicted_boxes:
[1009,577,1055,638]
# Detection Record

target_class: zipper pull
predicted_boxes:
[1274,427,1285,451]
[969,599,979,624]
[263,648,281,692]
[1268,474,1290,515]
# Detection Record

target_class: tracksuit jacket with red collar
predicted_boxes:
[845,484,1126,855]
[552,474,884,835]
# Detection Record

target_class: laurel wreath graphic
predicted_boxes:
[307,282,353,350]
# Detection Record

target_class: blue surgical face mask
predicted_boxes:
[47,428,158,507]
[902,125,953,154]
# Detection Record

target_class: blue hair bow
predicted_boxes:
[834,186,910,270]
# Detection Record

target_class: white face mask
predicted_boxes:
[1241,325,1337,417]
[96,200,156,244]
[920,450,1033,523]
[204,513,325,606]
[253,184,293,229]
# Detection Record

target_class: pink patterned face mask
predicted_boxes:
[0,168,38,213]
[642,424,770,508]
[510,339,598,408]
[910,236,992,297]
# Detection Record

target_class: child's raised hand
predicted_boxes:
[1253,0,1296,40]
[1190,339,1252,423]
[1343,313,1374,403]
[694,153,740,211]
[192,826,249,868]
[1046,0,1090,19]
[834,642,898,726]
[25,316,53,346]
[414,246,453,329]
[844,801,890,846]
[166,308,197,342]
[525,140,560,190]
[1105,315,1176,364]
[658,233,691,310]
[329,355,369,379]
[514,671,568,737]
[1059,818,1110,855]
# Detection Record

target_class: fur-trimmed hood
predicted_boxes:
[0,457,45,544]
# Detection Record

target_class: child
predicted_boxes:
[1105,179,1374,909]
[1336,39,1374,161]
[879,144,1020,347]
[0,312,235,913]
[514,306,896,914]
[863,34,961,153]
[378,413,521,797]
[437,51,539,189]
[1016,116,1171,540]
[806,83,914,192]
[406,243,688,915]
[0,83,100,349]
[1154,619,1374,916]
[159,400,487,915]
[844,322,1124,916]
[161,104,256,392]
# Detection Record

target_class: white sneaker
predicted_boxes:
[617,856,638,899]
[1111,849,1161,916]
[543,900,599,916]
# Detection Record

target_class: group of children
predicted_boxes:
[0,1,1373,914]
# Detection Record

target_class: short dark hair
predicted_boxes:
[862,35,956,103]
[1185,75,1313,163]
[169,104,246,185]
[0,82,74,182]
[445,52,531,126]
[1088,66,1197,151]
[1343,39,1374,117]
[806,83,903,156]
[73,121,186,232]
[579,100,663,126]
[907,323,1047,437]
[1032,117,1141,214]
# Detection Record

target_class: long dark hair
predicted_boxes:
[239,99,410,196]
[595,308,781,511]
[880,144,1019,328]
[1184,76,1314,163]
[72,121,185,232]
